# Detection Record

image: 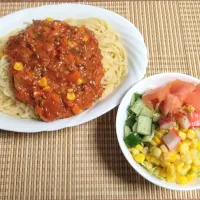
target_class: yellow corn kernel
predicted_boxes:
[180,128,187,133]
[179,142,189,154]
[142,147,149,154]
[184,105,196,113]
[82,35,88,42]
[161,161,170,168]
[130,148,139,156]
[38,77,47,87]
[0,51,3,59]
[174,123,179,131]
[191,165,198,173]
[167,165,175,175]
[45,17,54,21]
[152,147,162,158]
[68,41,77,47]
[184,139,192,146]
[197,143,200,152]
[175,162,184,173]
[180,164,191,175]
[186,173,196,181]
[180,153,192,164]
[43,86,51,91]
[145,154,151,162]
[152,136,161,145]
[193,158,200,166]
[156,129,168,134]
[186,129,197,139]
[150,140,157,146]
[155,131,165,138]
[150,156,160,165]
[143,161,153,170]
[196,165,200,170]
[135,144,143,151]
[167,174,176,182]
[150,146,156,153]
[134,153,145,163]
[67,88,73,93]
[160,144,168,153]
[66,92,76,101]
[80,27,85,33]
[176,175,188,185]
[175,154,181,161]
[190,138,199,149]
[178,131,186,140]
[77,78,83,85]
[13,62,24,71]
[153,167,161,176]
[190,149,198,160]
[163,152,177,162]
[159,168,167,178]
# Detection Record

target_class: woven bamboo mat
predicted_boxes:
[0,1,200,200]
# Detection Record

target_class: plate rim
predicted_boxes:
[0,3,148,132]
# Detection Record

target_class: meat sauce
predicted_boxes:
[5,19,104,121]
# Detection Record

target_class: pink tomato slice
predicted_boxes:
[170,80,196,101]
[184,89,200,112]
[142,84,171,109]
[160,93,182,116]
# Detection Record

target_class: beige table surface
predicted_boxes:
[0,1,200,200]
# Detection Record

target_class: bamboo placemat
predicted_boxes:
[0,1,200,200]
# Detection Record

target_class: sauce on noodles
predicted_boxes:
[5,19,104,121]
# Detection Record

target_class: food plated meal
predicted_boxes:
[116,73,200,190]
[0,3,147,132]
[0,18,127,121]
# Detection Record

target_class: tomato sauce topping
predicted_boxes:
[5,19,104,121]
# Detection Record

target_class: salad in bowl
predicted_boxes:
[116,73,200,190]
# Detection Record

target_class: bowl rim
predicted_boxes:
[116,72,200,191]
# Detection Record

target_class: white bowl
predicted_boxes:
[0,3,147,132]
[116,73,200,190]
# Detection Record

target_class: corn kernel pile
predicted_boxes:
[130,127,200,184]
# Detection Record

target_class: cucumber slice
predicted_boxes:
[124,132,142,147]
[132,122,138,132]
[140,106,155,118]
[125,117,136,127]
[142,124,155,142]
[137,115,152,135]
[135,93,142,100]
[124,125,132,137]
[130,99,144,116]
[153,113,161,122]
[130,93,142,105]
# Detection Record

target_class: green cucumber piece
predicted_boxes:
[140,106,155,118]
[130,99,144,116]
[137,115,152,135]
[132,122,138,132]
[124,125,132,137]
[152,113,161,122]
[124,132,142,147]
[135,93,142,102]
[130,93,142,105]
[125,117,136,127]
[142,124,155,142]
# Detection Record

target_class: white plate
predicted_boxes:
[0,3,147,132]
[116,73,200,190]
